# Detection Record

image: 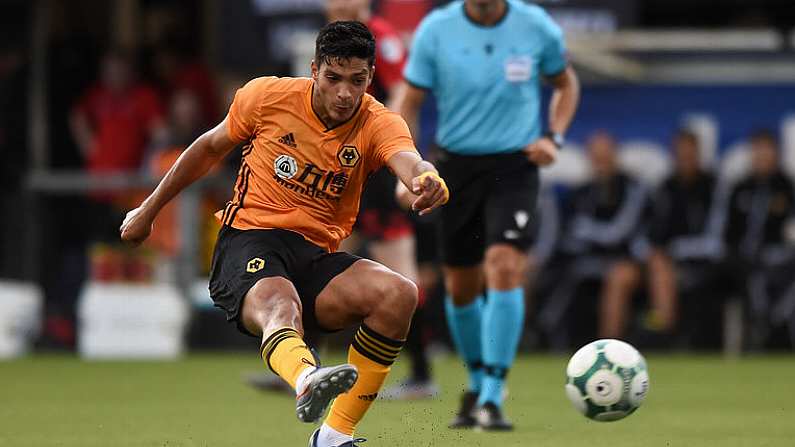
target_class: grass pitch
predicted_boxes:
[1,353,794,446]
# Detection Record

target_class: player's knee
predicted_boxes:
[485,245,526,284]
[246,278,302,314]
[376,274,418,322]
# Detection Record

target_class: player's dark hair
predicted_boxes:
[315,21,376,68]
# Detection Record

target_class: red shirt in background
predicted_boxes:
[165,62,220,127]
[367,16,407,102]
[75,84,163,173]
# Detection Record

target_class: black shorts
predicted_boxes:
[356,167,413,241]
[434,147,539,266]
[208,226,361,336]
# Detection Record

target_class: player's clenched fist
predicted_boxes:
[410,171,449,216]
[524,137,558,166]
[119,207,155,246]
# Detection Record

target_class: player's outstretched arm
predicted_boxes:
[387,151,449,216]
[120,118,238,245]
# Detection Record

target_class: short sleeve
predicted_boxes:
[403,16,437,90]
[369,113,417,168]
[226,78,266,144]
[538,12,567,76]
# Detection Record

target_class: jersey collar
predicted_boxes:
[462,0,510,28]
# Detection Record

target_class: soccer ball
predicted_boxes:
[564,339,649,422]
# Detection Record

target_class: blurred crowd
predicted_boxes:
[1,0,794,354]
[526,128,795,351]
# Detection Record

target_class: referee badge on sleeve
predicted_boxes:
[246,257,266,273]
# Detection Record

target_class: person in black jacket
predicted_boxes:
[554,131,649,342]
[646,129,724,347]
[724,130,795,349]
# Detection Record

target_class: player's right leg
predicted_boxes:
[443,265,486,428]
[208,226,358,424]
[240,278,358,423]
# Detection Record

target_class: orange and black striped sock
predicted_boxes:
[260,327,316,390]
[325,324,404,435]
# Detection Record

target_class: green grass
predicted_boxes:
[1,353,794,446]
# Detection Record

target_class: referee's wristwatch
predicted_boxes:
[543,131,565,149]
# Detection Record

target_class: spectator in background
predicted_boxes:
[152,39,220,127]
[327,0,407,110]
[70,50,165,281]
[558,131,648,341]
[724,130,795,349]
[645,129,725,348]
[141,89,208,257]
[71,50,165,178]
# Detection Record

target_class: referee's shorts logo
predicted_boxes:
[246,257,265,273]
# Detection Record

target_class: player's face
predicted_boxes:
[311,57,373,127]
[750,138,778,178]
[326,0,369,22]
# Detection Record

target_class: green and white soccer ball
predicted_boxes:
[565,339,649,422]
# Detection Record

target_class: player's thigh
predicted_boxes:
[436,181,487,267]
[240,276,303,337]
[313,259,418,333]
[208,226,298,337]
[484,161,539,253]
[435,149,488,267]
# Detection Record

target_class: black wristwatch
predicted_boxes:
[543,131,565,149]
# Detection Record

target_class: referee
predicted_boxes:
[397,0,579,430]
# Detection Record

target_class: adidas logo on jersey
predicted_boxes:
[278,132,297,148]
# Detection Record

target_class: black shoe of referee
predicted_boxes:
[475,402,514,431]
[448,391,479,429]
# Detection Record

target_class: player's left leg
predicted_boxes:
[478,243,527,430]
[308,259,418,447]
[477,155,540,431]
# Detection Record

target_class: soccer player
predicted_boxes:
[120,22,448,447]
[247,0,426,397]
[398,0,579,430]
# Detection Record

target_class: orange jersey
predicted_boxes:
[218,76,416,252]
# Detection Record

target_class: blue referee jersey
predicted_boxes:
[404,0,567,155]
